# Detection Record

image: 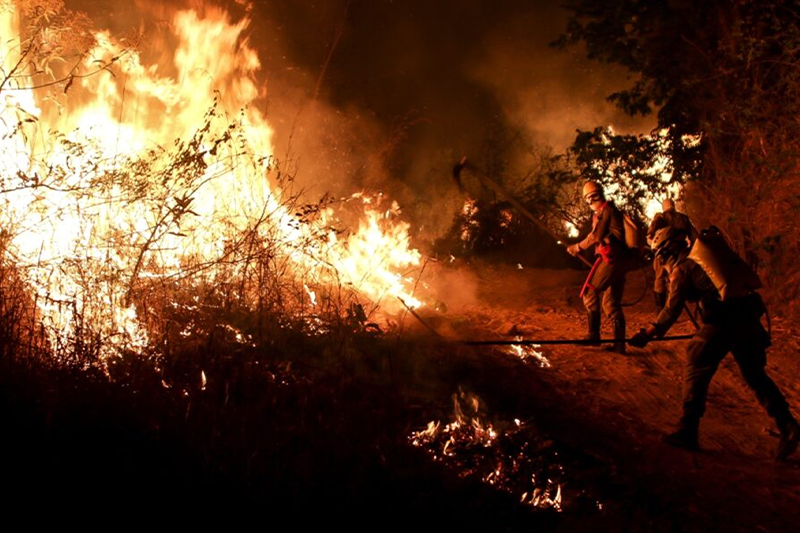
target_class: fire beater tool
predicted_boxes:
[452,156,593,268]
[397,297,695,346]
[461,334,694,346]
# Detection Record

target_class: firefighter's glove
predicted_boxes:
[567,244,580,256]
[629,328,651,348]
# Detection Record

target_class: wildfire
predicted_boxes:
[507,337,551,368]
[410,390,565,512]
[0,2,423,362]
[459,198,481,243]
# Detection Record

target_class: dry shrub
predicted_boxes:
[0,229,49,367]
[686,129,800,322]
[0,95,396,375]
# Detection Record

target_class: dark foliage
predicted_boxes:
[559,0,800,320]
[433,199,576,269]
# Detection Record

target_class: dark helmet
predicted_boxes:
[652,226,689,261]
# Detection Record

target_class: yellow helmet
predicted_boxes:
[582,181,604,203]
[652,226,688,260]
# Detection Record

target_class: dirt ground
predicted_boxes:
[421,260,800,532]
[4,257,798,529]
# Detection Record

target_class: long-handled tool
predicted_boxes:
[399,297,694,346]
[461,334,693,346]
[452,157,593,268]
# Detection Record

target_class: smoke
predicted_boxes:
[66,0,652,246]
[430,265,481,312]
[468,9,653,152]
[243,0,655,243]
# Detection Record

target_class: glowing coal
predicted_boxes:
[507,336,551,367]
[410,389,564,512]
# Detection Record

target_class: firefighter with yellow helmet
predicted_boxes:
[646,198,697,312]
[630,226,800,460]
[567,181,628,354]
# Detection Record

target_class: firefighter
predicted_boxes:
[647,199,697,313]
[567,181,628,354]
[630,227,800,460]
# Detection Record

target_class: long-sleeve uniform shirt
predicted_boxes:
[652,249,768,336]
[652,252,718,337]
[577,201,626,263]
[647,209,698,242]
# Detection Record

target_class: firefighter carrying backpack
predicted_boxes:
[622,211,646,252]
[621,210,647,268]
[688,226,762,300]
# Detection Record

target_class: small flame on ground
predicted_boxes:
[507,337,551,368]
[521,483,562,511]
[410,390,565,512]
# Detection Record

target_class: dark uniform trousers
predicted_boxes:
[582,259,626,322]
[653,254,669,295]
[681,305,793,431]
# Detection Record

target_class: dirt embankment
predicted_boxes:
[423,260,800,532]
[3,259,798,531]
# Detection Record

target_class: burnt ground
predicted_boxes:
[2,260,799,530]
[422,260,800,532]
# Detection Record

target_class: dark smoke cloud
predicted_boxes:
[67,0,652,242]
[247,0,653,239]
[468,8,653,151]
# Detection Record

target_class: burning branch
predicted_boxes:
[411,390,566,512]
[0,4,427,368]
[453,157,592,267]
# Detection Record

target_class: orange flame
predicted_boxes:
[0,3,423,361]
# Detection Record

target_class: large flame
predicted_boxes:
[0,2,422,361]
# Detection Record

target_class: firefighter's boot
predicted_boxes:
[664,417,700,451]
[777,419,800,461]
[586,311,601,346]
[605,317,626,354]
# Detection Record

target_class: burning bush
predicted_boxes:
[434,198,576,268]
[0,1,428,372]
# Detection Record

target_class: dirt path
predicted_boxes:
[428,261,800,532]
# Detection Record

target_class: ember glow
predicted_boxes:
[411,390,564,512]
[0,2,422,362]
[508,337,551,368]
